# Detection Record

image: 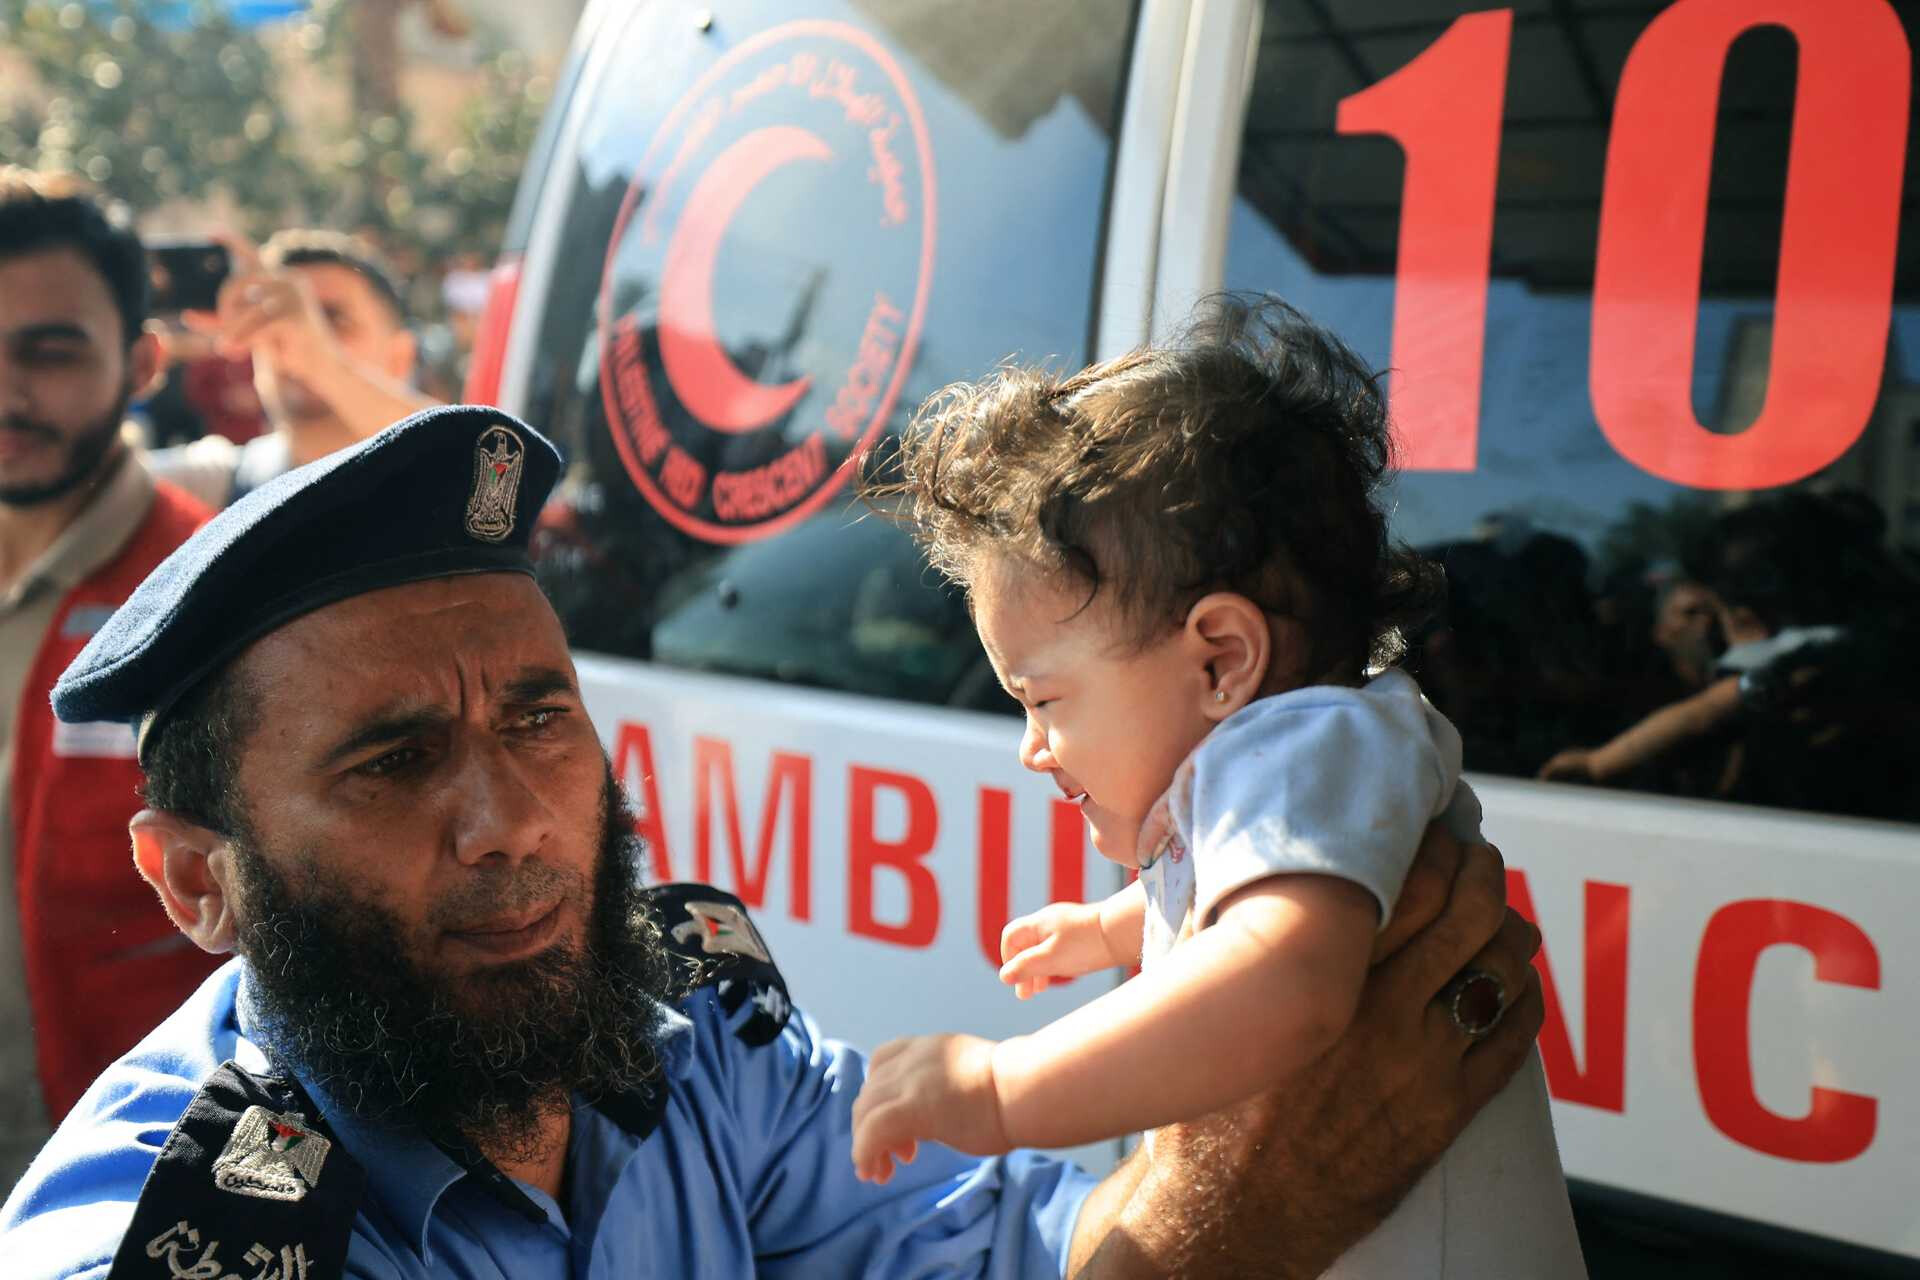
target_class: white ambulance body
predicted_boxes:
[470,1,1920,1272]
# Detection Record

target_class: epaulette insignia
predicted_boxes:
[642,882,793,1047]
[109,1062,364,1280]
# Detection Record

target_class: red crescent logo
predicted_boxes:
[658,125,830,434]
[597,20,936,545]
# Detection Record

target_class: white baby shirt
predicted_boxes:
[1136,667,1482,960]
[1131,668,1586,1277]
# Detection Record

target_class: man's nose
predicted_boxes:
[448,739,557,867]
[1018,718,1055,773]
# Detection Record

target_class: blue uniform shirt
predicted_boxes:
[0,961,1096,1278]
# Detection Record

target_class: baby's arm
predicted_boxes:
[992,872,1377,1151]
[848,875,1373,1179]
[850,882,1148,1180]
[999,880,1146,998]
[1540,673,1742,783]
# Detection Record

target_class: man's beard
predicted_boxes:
[0,381,130,507]
[229,767,680,1161]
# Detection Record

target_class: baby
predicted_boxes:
[852,298,1584,1275]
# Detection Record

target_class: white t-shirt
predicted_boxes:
[144,433,292,510]
[1136,667,1482,963]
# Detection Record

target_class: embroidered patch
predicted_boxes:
[211,1106,331,1203]
[749,983,790,1024]
[464,423,525,543]
[145,1219,313,1279]
[670,899,774,964]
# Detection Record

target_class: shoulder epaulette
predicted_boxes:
[110,1061,365,1280]
[641,882,792,1047]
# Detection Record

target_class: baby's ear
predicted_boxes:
[1185,593,1271,720]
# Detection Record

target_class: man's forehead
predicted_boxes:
[292,261,399,327]
[251,573,564,667]
[0,247,117,333]
[235,577,575,743]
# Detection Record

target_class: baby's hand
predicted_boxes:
[999,902,1114,999]
[850,1033,1009,1183]
[1537,747,1596,782]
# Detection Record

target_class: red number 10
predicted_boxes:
[1338,0,1910,489]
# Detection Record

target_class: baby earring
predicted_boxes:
[1213,689,1228,703]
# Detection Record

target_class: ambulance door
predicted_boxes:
[1154,0,1920,1271]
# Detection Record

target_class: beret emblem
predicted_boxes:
[465,424,526,543]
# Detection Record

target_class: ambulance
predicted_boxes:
[467,1,1920,1272]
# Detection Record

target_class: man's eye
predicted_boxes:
[516,706,567,730]
[354,747,421,778]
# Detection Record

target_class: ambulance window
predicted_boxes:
[1226,1,1920,825]
[518,0,1137,714]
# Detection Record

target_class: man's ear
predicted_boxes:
[129,327,167,399]
[383,327,418,382]
[130,809,240,955]
[1184,592,1271,720]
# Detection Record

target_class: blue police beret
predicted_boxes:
[51,404,562,759]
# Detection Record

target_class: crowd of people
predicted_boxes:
[1407,494,1920,825]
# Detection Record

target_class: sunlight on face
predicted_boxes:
[230,573,609,982]
[971,557,1213,865]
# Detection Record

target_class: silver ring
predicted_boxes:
[1440,968,1506,1039]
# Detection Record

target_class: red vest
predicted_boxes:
[10,480,216,1121]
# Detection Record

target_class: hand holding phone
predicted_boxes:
[147,239,231,314]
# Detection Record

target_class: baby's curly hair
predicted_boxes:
[865,294,1443,678]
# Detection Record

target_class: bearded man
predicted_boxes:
[0,169,214,1192]
[0,406,1547,1278]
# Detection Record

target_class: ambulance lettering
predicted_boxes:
[1515,873,1882,1166]
[1509,872,1629,1113]
[694,736,813,921]
[1693,900,1879,1163]
[848,765,940,948]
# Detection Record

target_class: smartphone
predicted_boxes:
[147,239,231,314]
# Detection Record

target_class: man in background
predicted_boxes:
[149,229,441,507]
[0,169,214,1189]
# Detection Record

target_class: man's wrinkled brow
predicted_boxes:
[313,707,448,772]
[499,666,578,705]
[310,666,579,772]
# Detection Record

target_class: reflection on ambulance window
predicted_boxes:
[522,0,1136,712]
[1229,0,1920,825]
[646,506,980,705]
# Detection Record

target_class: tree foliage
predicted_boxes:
[0,0,548,272]
[0,1,322,218]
